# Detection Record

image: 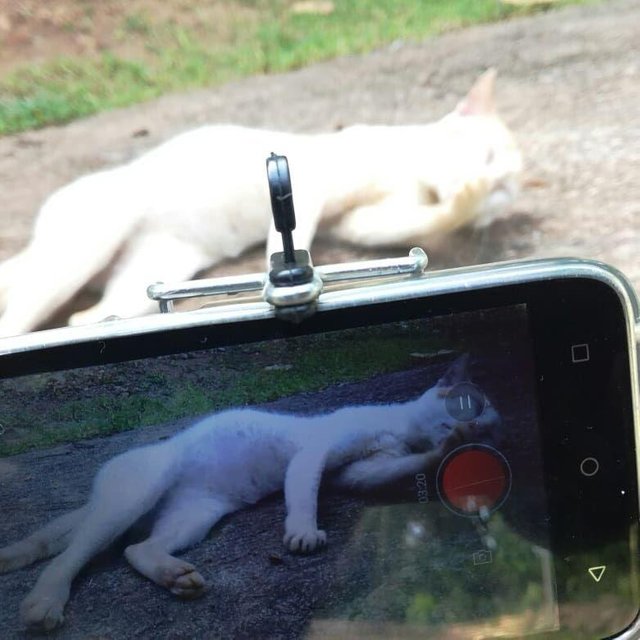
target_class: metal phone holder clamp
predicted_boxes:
[147,154,429,320]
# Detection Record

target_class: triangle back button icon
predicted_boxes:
[588,566,606,582]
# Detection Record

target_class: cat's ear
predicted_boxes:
[436,354,470,390]
[455,68,497,116]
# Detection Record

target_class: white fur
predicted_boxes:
[0,355,502,631]
[0,70,521,336]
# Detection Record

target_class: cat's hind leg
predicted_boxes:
[0,507,85,574]
[68,232,213,326]
[0,227,135,337]
[124,488,236,599]
[20,442,178,630]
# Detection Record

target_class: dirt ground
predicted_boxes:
[0,0,638,326]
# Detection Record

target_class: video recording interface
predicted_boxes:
[0,302,636,638]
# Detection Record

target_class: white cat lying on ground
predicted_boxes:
[0,354,502,631]
[0,69,521,336]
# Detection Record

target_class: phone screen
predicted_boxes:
[0,295,637,638]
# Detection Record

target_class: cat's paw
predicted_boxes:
[20,587,68,631]
[451,178,492,225]
[162,562,206,600]
[283,525,327,554]
[125,540,207,599]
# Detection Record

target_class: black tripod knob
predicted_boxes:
[266,153,314,287]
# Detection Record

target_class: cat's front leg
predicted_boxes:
[334,429,472,492]
[282,448,328,553]
[437,421,473,458]
[283,516,327,554]
[329,178,491,247]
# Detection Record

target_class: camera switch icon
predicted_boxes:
[472,550,493,566]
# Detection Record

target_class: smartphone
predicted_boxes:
[0,256,638,639]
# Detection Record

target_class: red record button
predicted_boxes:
[437,445,511,516]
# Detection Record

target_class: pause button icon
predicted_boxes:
[445,383,486,422]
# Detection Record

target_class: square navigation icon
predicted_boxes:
[571,343,590,363]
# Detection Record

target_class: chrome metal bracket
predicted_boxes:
[147,247,429,315]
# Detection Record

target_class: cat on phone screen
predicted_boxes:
[0,69,521,336]
[0,354,502,631]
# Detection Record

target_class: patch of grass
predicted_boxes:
[121,12,153,36]
[0,55,156,133]
[0,0,599,135]
[0,326,449,456]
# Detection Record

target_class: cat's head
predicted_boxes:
[437,69,523,227]
[411,354,503,448]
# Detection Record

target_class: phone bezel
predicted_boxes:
[1,256,638,355]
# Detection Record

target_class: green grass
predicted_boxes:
[0,0,598,135]
[0,326,448,456]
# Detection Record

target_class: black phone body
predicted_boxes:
[0,258,638,639]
